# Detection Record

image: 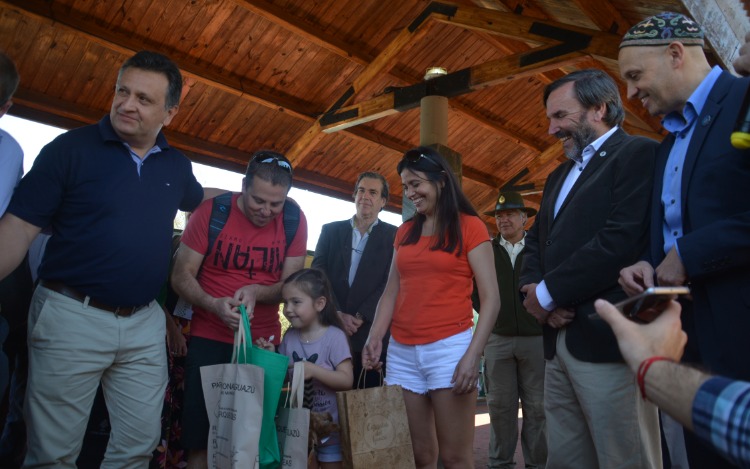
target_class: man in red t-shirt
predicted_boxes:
[171,150,307,468]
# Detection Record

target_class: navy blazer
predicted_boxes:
[521,128,658,362]
[311,218,397,352]
[649,71,750,380]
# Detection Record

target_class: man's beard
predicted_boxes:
[557,115,598,161]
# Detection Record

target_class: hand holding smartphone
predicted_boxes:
[614,286,691,323]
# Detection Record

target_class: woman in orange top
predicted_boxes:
[364,146,500,468]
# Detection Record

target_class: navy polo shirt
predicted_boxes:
[8,115,203,306]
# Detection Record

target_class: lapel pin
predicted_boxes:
[701,115,712,126]
[599,151,607,157]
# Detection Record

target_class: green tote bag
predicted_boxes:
[238,305,289,469]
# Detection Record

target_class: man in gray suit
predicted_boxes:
[312,172,397,388]
[520,69,661,468]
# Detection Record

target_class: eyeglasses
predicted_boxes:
[249,151,293,174]
[402,150,441,168]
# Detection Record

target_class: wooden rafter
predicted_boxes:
[318,53,595,133]
[233,0,539,165]
[0,0,429,170]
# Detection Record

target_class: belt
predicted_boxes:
[39,280,148,317]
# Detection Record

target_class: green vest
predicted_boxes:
[473,236,542,336]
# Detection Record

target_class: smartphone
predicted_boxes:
[614,286,691,323]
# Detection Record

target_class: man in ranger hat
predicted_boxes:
[472,191,546,469]
[618,11,750,468]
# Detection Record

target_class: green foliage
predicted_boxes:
[279,304,290,337]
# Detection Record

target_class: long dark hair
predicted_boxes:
[283,268,343,330]
[397,146,478,256]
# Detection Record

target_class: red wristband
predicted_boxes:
[637,356,674,400]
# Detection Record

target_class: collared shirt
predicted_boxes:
[692,376,750,467]
[124,142,163,176]
[538,126,619,311]
[8,115,204,305]
[553,126,619,218]
[660,66,722,255]
[498,233,525,267]
[349,216,379,286]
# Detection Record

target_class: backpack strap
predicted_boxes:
[282,198,301,250]
[207,191,233,256]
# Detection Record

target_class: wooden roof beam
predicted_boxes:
[284,4,447,162]
[2,0,442,168]
[319,50,591,133]
[431,3,622,59]
[680,0,750,71]
[462,2,664,137]
[232,1,556,163]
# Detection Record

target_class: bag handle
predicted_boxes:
[355,367,384,389]
[289,361,305,408]
[231,304,253,364]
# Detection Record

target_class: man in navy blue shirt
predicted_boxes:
[0,51,205,468]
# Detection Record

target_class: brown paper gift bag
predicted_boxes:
[336,383,416,468]
[276,362,309,469]
[201,312,264,469]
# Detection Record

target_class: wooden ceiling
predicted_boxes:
[1,0,748,224]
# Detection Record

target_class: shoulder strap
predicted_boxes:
[282,198,301,250]
[207,191,233,256]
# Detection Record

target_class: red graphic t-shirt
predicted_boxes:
[181,193,307,344]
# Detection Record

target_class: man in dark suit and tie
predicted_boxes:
[312,172,398,388]
[520,69,661,468]
[618,12,750,468]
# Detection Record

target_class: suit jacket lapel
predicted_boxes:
[340,223,353,272]
[681,72,731,210]
[544,161,574,224]
[555,128,625,219]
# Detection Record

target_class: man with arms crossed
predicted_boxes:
[520,69,661,468]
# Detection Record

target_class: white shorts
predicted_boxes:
[385,328,473,394]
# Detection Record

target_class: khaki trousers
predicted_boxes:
[544,329,662,469]
[484,334,547,468]
[23,286,167,469]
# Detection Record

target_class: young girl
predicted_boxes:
[258,268,353,468]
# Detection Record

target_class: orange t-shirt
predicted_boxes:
[390,213,490,345]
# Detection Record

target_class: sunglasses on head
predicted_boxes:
[402,150,441,168]
[250,151,293,174]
